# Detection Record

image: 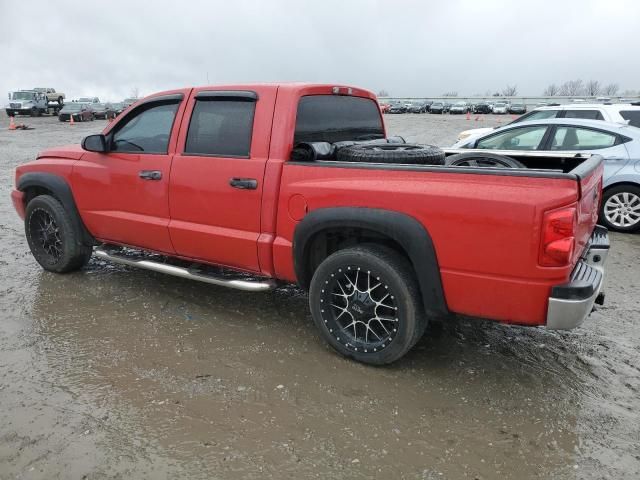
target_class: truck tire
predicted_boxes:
[58,96,64,106]
[600,184,640,233]
[445,152,526,168]
[336,144,445,165]
[25,195,92,273]
[309,245,427,365]
[30,107,38,117]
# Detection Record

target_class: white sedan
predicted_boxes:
[451,118,640,232]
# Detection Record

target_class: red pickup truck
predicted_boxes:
[11,83,609,364]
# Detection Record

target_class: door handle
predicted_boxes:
[229,177,258,190]
[139,170,162,181]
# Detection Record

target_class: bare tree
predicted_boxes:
[441,91,458,97]
[622,89,638,97]
[602,83,619,96]
[559,79,584,96]
[502,84,518,96]
[585,80,601,96]
[543,83,559,96]
[377,89,389,97]
[130,87,140,99]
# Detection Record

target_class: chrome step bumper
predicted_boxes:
[94,247,277,292]
[546,226,609,330]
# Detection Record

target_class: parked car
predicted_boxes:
[492,102,509,114]
[388,103,407,114]
[429,102,446,114]
[11,83,608,365]
[452,118,640,232]
[449,101,470,114]
[75,97,100,104]
[443,102,452,113]
[122,97,138,107]
[58,103,94,122]
[90,103,110,119]
[108,102,127,116]
[457,103,640,142]
[509,104,527,114]
[407,101,430,113]
[473,102,492,114]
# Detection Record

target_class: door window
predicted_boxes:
[550,127,617,150]
[475,126,548,150]
[563,110,604,120]
[111,102,180,153]
[185,99,255,157]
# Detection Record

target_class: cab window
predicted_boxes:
[515,110,559,122]
[111,101,180,153]
[475,126,548,150]
[550,127,617,150]
[185,98,256,157]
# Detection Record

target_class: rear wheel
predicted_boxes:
[309,245,426,365]
[600,185,640,233]
[25,195,92,273]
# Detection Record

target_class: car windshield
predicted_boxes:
[512,104,524,107]
[77,98,93,102]
[63,104,83,111]
[432,102,443,106]
[11,92,34,100]
[495,103,507,107]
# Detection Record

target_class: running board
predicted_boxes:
[94,247,277,292]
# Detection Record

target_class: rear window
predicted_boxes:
[620,110,640,128]
[294,95,384,144]
[564,110,604,120]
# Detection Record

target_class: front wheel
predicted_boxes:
[309,246,426,365]
[25,195,92,273]
[600,185,640,233]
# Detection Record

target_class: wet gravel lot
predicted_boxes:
[1,112,639,479]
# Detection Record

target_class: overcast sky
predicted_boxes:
[1,0,639,101]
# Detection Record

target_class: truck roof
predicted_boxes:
[146,83,377,100]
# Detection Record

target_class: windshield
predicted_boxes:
[495,103,507,107]
[11,92,34,100]
[432,102,443,106]
[63,104,83,111]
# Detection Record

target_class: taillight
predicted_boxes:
[540,207,577,267]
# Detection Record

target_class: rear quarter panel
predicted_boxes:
[274,164,581,325]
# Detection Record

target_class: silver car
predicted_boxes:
[452,118,640,232]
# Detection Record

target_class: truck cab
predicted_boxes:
[6,90,49,116]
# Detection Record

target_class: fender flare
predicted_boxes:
[293,207,448,317]
[17,172,96,246]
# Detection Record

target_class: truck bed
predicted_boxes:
[275,154,603,325]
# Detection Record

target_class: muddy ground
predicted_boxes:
[0,112,639,479]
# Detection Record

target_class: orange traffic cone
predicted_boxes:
[9,116,16,130]
[466,111,470,120]
[69,113,75,125]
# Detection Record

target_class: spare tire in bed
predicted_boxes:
[444,152,526,168]
[336,144,445,165]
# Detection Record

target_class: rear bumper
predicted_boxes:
[546,226,609,329]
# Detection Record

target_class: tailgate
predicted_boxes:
[572,155,604,259]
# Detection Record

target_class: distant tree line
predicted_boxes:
[543,79,620,97]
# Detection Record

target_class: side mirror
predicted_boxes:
[82,134,108,153]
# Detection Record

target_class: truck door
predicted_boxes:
[168,87,276,273]
[72,92,188,253]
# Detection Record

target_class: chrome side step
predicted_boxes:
[94,247,277,292]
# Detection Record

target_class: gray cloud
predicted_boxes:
[1,0,639,102]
